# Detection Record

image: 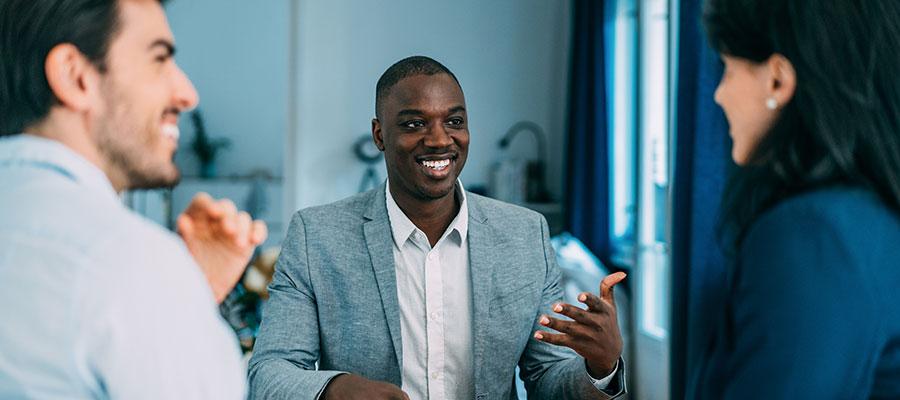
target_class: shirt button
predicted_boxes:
[431,372,439,380]
[430,312,440,320]
[427,253,436,261]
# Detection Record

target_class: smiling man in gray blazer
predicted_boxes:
[248,56,627,400]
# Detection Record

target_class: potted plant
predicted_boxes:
[190,109,231,178]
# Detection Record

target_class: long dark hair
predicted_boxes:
[704,0,900,250]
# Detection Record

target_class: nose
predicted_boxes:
[171,63,199,112]
[424,124,454,149]
[713,80,724,106]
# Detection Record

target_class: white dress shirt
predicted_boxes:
[385,181,616,400]
[387,181,475,400]
[0,135,245,399]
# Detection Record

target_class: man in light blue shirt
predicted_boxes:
[0,0,266,398]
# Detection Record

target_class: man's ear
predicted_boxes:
[767,53,797,106]
[44,43,101,113]
[372,118,385,151]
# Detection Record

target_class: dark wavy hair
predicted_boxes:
[704,0,900,250]
[0,0,166,136]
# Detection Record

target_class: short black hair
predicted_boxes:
[0,0,166,136]
[374,55,461,119]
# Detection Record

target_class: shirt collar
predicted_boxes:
[0,134,120,202]
[385,179,469,249]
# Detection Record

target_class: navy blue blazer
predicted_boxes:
[693,188,900,399]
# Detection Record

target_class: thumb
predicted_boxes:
[600,272,627,304]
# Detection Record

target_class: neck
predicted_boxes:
[389,181,460,247]
[26,109,128,192]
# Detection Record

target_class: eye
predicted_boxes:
[447,117,465,126]
[402,120,426,129]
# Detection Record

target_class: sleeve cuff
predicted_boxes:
[586,358,626,398]
[314,372,348,400]
[587,359,618,388]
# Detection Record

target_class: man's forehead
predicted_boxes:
[111,0,175,50]
[386,74,465,110]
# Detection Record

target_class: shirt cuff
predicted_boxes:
[586,359,619,390]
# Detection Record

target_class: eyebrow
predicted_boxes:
[149,39,176,56]
[395,105,467,117]
[448,106,466,114]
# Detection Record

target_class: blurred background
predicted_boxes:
[126,1,733,399]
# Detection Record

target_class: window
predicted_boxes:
[608,0,673,340]
[637,0,672,340]
[607,0,677,398]
[607,0,638,265]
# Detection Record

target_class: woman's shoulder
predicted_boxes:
[754,186,899,233]
[742,186,900,267]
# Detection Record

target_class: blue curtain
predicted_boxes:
[564,0,610,265]
[669,0,733,398]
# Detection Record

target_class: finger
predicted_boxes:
[216,213,235,236]
[600,272,627,304]
[533,330,571,347]
[183,192,217,217]
[250,220,268,245]
[577,291,608,313]
[551,302,591,324]
[538,314,584,336]
[235,212,252,246]
[385,385,408,400]
[217,199,238,219]
[215,200,239,235]
[176,214,194,237]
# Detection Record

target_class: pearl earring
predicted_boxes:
[766,97,778,110]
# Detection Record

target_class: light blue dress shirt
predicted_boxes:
[0,135,246,399]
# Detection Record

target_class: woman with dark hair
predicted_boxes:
[692,0,900,398]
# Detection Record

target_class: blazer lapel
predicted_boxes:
[363,185,403,372]
[467,196,497,398]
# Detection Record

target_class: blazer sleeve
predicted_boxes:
[720,206,883,399]
[248,212,346,400]
[517,215,626,399]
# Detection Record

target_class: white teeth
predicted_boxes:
[162,124,180,141]
[421,159,451,170]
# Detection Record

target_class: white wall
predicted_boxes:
[288,0,573,212]
[161,0,572,243]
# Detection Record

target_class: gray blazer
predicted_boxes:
[248,185,624,399]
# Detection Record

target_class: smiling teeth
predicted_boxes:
[162,124,180,141]
[422,159,451,170]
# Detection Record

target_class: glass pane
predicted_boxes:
[637,0,670,339]
[638,243,669,338]
[608,0,638,258]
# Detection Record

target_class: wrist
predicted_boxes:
[321,374,352,400]
[586,358,617,379]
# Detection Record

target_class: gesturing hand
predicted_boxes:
[322,374,410,400]
[534,272,627,378]
[176,193,268,303]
